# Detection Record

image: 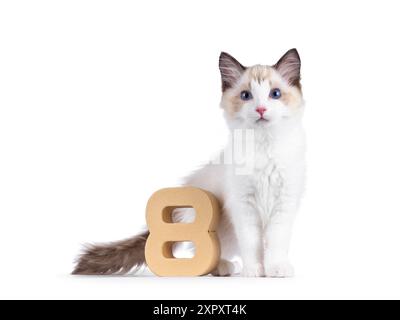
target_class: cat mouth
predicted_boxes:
[256,118,269,123]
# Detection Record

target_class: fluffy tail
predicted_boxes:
[72,231,149,275]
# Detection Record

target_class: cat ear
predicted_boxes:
[219,52,246,91]
[274,49,301,88]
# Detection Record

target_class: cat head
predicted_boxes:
[219,49,303,130]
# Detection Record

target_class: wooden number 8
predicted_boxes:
[145,187,221,276]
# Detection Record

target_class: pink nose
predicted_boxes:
[256,106,267,117]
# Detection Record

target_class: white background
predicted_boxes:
[1,0,400,300]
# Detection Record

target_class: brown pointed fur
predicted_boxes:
[72,231,149,275]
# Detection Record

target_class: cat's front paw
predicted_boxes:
[241,263,265,277]
[212,260,236,277]
[265,261,294,278]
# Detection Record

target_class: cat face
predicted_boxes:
[219,49,303,129]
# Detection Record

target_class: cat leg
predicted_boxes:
[211,214,239,276]
[226,200,264,277]
[264,164,304,278]
[264,209,296,278]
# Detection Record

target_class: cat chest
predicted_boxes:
[252,159,284,221]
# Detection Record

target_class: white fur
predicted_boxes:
[178,77,305,277]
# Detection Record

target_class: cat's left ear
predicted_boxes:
[274,49,301,88]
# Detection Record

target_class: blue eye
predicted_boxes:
[240,90,253,101]
[270,88,282,99]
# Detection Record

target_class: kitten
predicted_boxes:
[73,49,305,277]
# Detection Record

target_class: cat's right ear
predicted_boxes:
[219,52,246,92]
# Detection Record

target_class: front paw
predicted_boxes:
[241,263,265,277]
[212,260,236,277]
[265,261,294,278]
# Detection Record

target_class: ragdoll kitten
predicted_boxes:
[73,49,305,277]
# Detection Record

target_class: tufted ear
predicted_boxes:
[219,52,246,92]
[274,49,301,88]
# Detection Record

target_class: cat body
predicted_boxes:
[183,113,305,277]
[73,49,305,277]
